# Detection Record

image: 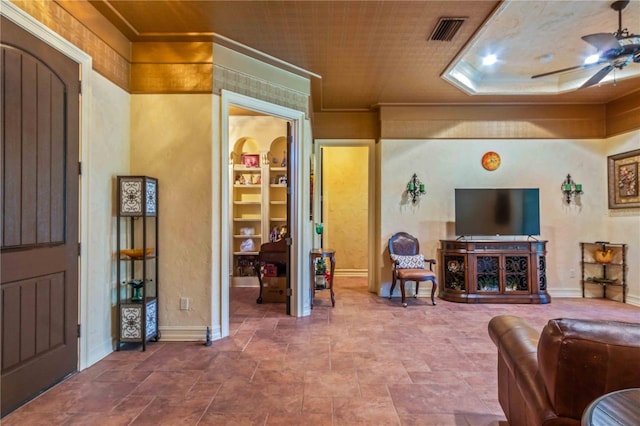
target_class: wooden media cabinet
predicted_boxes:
[439,239,550,304]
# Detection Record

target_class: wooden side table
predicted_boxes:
[582,388,640,425]
[310,248,335,308]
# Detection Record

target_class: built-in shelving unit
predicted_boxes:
[229,129,288,287]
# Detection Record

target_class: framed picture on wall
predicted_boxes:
[607,148,640,209]
[241,154,260,168]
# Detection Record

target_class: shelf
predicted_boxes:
[233,166,262,171]
[585,278,620,285]
[580,241,627,303]
[119,255,157,261]
[230,136,287,289]
[120,296,157,304]
[116,175,159,351]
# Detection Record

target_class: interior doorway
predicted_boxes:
[314,140,376,293]
[219,90,308,338]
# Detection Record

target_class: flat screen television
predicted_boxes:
[455,188,540,237]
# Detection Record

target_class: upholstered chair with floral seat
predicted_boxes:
[388,232,438,307]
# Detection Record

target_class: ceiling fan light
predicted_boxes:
[584,54,600,65]
[482,54,497,65]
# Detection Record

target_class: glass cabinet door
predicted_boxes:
[444,255,466,291]
[504,256,529,292]
[476,255,499,292]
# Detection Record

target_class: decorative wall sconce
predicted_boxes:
[561,174,583,204]
[406,173,426,204]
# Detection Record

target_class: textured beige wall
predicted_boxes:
[130,94,213,328]
[88,71,130,358]
[323,146,368,271]
[379,131,640,305]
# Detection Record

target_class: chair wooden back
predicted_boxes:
[388,232,420,256]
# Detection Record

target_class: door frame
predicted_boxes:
[218,90,309,338]
[313,139,377,293]
[1,1,93,369]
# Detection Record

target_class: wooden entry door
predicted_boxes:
[1,16,80,417]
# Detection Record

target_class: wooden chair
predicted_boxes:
[388,232,437,307]
[254,238,287,304]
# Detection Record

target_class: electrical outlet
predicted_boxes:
[569,269,576,278]
[180,297,189,310]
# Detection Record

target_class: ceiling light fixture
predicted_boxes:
[584,54,600,65]
[482,54,497,65]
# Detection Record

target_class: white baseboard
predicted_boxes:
[547,289,639,307]
[547,289,583,298]
[624,295,640,307]
[82,338,114,370]
[334,269,367,277]
[159,325,221,342]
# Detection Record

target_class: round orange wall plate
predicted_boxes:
[482,151,501,171]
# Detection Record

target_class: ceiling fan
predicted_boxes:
[532,0,640,88]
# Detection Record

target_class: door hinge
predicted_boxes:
[286,288,292,297]
[78,242,81,256]
[77,324,81,338]
[285,237,292,246]
[79,80,82,94]
[78,161,82,175]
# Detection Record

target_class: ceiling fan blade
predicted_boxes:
[581,33,622,52]
[580,65,614,88]
[531,61,603,79]
[531,64,587,79]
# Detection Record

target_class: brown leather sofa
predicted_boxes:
[488,315,640,425]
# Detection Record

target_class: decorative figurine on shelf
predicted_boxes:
[269,225,288,242]
[235,175,241,185]
[240,239,255,252]
[270,226,280,242]
[255,175,261,184]
[127,279,144,302]
[281,151,287,167]
[239,175,246,185]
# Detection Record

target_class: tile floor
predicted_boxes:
[4,277,640,425]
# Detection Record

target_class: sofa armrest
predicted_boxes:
[489,315,566,425]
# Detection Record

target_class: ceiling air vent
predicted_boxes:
[429,17,466,41]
